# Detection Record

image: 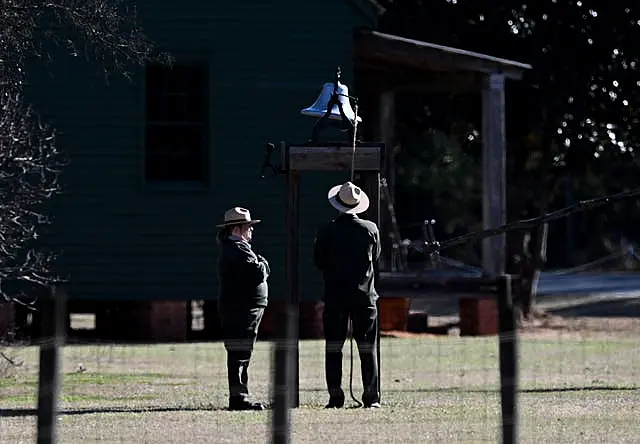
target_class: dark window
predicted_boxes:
[145,62,209,182]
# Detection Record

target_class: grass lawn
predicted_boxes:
[1,334,639,443]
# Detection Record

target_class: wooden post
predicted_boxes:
[481,73,507,275]
[273,142,383,428]
[272,169,300,444]
[37,286,67,444]
[376,91,395,271]
[497,274,519,444]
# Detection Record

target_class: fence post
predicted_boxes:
[270,303,297,444]
[36,285,67,444]
[497,274,519,444]
[271,169,300,444]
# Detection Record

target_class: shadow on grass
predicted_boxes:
[3,386,636,418]
[519,386,640,393]
[0,405,231,418]
[302,386,639,395]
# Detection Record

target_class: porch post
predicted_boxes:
[481,73,507,275]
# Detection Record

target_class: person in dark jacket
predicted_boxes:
[216,207,270,411]
[313,181,381,409]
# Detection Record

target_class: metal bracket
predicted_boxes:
[259,142,285,178]
[422,219,441,267]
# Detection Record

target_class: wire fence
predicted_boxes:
[1,255,640,443]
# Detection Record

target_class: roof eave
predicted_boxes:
[355,29,533,80]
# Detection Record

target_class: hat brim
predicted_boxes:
[216,219,261,228]
[327,185,370,214]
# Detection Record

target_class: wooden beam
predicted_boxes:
[481,73,507,275]
[287,144,382,171]
[356,60,485,94]
[392,73,484,94]
[355,30,532,80]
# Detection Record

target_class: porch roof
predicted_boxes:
[354,29,532,80]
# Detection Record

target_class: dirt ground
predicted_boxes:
[382,312,640,340]
[518,312,640,338]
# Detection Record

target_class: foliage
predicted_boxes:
[392,93,484,262]
[379,0,640,266]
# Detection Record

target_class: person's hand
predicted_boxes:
[257,254,270,275]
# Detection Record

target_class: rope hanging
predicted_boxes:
[350,101,359,182]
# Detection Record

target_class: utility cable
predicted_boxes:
[425,186,640,257]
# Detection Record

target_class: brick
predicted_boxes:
[258,300,284,339]
[148,301,187,342]
[378,297,410,331]
[258,301,324,340]
[95,301,187,342]
[459,297,498,336]
[299,301,324,339]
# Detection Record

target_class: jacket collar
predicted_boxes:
[336,213,358,221]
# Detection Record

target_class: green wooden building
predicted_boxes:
[17,0,529,340]
[23,0,381,338]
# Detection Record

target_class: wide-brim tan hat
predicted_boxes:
[216,207,261,228]
[327,181,370,214]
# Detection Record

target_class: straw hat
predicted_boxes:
[327,182,370,214]
[216,207,261,228]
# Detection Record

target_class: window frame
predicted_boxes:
[141,60,212,189]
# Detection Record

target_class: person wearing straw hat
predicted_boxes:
[313,182,381,409]
[216,207,270,411]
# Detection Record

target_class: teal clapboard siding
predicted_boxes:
[25,1,377,302]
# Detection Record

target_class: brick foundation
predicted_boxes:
[257,301,282,338]
[95,301,187,342]
[148,301,188,342]
[259,298,412,336]
[378,297,410,331]
[459,297,498,336]
[258,301,325,339]
[298,301,324,339]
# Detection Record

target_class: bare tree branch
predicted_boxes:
[1,0,171,79]
[0,0,168,309]
[0,86,65,301]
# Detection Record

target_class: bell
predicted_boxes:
[301,82,362,123]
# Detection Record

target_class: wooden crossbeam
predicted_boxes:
[285,143,383,172]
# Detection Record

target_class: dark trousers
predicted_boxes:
[220,307,265,401]
[323,299,379,405]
